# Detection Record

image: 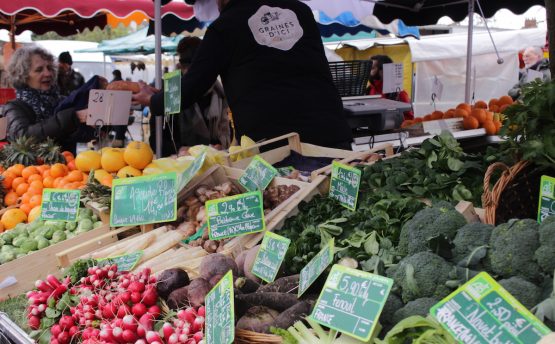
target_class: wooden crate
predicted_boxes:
[223,132,359,177]
[0,224,118,300]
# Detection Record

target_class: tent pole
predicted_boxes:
[464,0,475,103]
[103,54,107,79]
[154,0,163,157]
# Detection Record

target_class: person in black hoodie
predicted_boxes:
[133,0,352,149]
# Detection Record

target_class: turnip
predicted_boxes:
[132,303,147,317]
[122,329,138,342]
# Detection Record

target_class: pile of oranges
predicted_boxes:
[401,95,514,135]
[1,151,88,226]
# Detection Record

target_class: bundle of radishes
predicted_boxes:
[27,264,205,344]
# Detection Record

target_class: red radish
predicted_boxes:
[30,307,39,316]
[122,329,138,342]
[135,340,147,344]
[51,324,62,337]
[117,304,131,318]
[129,281,145,293]
[167,333,179,344]
[102,302,117,319]
[180,326,191,336]
[81,327,94,340]
[47,274,62,288]
[193,331,204,342]
[192,316,205,333]
[68,326,79,339]
[162,322,174,339]
[132,303,147,317]
[130,291,142,304]
[35,279,54,293]
[179,334,188,342]
[142,287,157,306]
[52,285,68,299]
[50,340,59,344]
[178,307,197,325]
[148,305,161,318]
[120,291,131,304]
[99,328,114,342]
[138,313,154,337]
[57,331,70,344]
[37,304,46,313]
[146,331,162,343]
[28,315,40,329]
[197,306,205,317]
[112,327,124,342]
[122,315,138,332]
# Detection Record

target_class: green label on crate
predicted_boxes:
[252,232,291,283]
[431,272,550,344]
[298,239,334,297]
[40,189,81,221]
[329,161,361,211]
[310,265,392,341]
[110,172,177,227]
[97,251,143,272]
[206,191,265,240]
[177,150,207,192]
[538,175,555,223]
[181,223,207,245]
[277,166,295,177]
[238,155,278,192]
[163,70,181,115]
[205,270,234,344]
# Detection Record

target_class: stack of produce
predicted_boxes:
[0,208,102,264]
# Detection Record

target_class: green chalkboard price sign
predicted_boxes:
[177,150,207,192]
[277,166,295,177]
[538,175,555,223]
[97,251,143,272]
[110,172,177,227]
[329,161,361,211]
[252,231,291,283]
[310,264,393,341]
[206,191,265,240]
[298,239,334,297]
[205,270,234,344]
[40,189,81,221]
[238,155,278,192]
[163,70,181,115]
[431,272,550,344]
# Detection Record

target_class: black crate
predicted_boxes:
[329,60,372,97]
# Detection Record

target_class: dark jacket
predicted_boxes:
[3,100,80,151]
[150,0,352,148]
[58,69,85,97]
[509,58,551,99]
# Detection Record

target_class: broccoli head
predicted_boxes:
[452,223,494,265]
[392,297,440,324]
[498,276,541,309]
[380,293,404,326]
[387,251,453,302]
[488,219,541,282]
[535,215,555,275]
[397,207,442,256]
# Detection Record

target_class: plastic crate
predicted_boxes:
[0,313,33,344]
[329,60,372,97]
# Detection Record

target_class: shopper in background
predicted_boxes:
[4,45,88,152]
[57,51,85,96]
[111,69,123,82]
[133,0,352,149]
[509,46,550,100]
[149,36,230,157]
[367,54,413,120]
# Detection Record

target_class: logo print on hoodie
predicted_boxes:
[248,5,304,51]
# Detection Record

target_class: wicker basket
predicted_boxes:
[234,329,282,343]
[482,160,552,225]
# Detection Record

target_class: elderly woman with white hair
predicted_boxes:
[3,45,87,151]
[509,46,551,100]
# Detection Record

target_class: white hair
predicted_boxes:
[7,45,57,88]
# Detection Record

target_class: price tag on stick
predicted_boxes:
[309,265,393,342]
[239,155,278,192]
[538,175,555,223]
[177,150,207,192]
[86,89,132,126]
[206,191,266,240]
[110,172,177,227]
[163,71,181,115]
[329,161,361,211]
[431,272,550,343]
[298,239,334,297]
[97,251,143,272]
[251,232,291,283]
[40,189,81,221]
[205,270,234,344]
[382,63,404,94]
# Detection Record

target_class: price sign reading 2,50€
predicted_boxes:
[40,189,81,222]
[431,272,550,344]
[310,265,393,342]
[329,161,361,211]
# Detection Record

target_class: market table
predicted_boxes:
[343,96,411,133]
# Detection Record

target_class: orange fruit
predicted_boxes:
[423,114,433,121]
[493,120,502,133]
[413,117,423,123]
[67,170,83,183]
[489,105,500,113]
[101,175,113,187]
[29,194,42,208]
[75,150,101,172]
[101,149,126,173]
[400,120,415,128]
[20,192,32,205]
[4,191,19,206]
[67,160,77,171]
[498,95,513,106]
[11,177,26,192]
[431,111,444,120]
[124,141,154,170]
[117,166,143,179]
[470,109,487,124]
[43,176,54,188]
[456,103,472,114]
[62,151,75,162]
[463,116,480,130]
[82,172,89,182]
[53,177,63,188]
[485,111,494,122]
[454,108,469,118]
[483,120,497,135]
[19,203,32,215]
[474,100,488,109]
[50,163,67,178]
[27,174,42,183]
[8,164,24,177]
[15,182,29,196]
[21,166,38,180]
[498,104,510,113]
[1,208,27,229]
[35,165,48,174]
[93,169,111,183]
[443,112,454,119]
[488,98,498,109]
[28,181,43,195]
[27,206,41,223]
